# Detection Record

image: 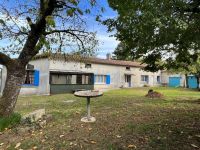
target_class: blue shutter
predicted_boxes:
[106,75,110,85]
[91,74,95,84]
[34,70,40,86]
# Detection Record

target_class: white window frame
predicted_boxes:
[95,75,107,84]
[141,75,149,83]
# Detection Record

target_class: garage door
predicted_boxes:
[187,76,198,89]
[169,77,181,87]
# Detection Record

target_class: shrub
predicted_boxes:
[143,84,149,87]
[0,113,21,131]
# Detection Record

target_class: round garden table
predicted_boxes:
[74,90,103,122]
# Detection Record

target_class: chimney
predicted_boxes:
[106,53,111,60]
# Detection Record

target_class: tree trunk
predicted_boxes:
[0,61,26,117]
[185,74,189,88]
[196,75,200,90]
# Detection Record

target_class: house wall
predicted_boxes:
[49,60,161,90]
[161,71,185,87]
[1,58,162,95]
[0,58,50,95]
[1,66,7,94]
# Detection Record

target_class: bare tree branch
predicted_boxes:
[44,29,87,49]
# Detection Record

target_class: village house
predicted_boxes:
[0,54,162,95]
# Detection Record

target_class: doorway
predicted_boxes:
[125,75,131,87]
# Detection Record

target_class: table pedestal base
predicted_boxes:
[81,116,96,123]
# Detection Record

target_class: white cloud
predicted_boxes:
[96,34,120,58]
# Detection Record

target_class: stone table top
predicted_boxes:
[74,90,103,98]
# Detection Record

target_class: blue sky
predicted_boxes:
[84,0,119,58]
[0,0,119,59]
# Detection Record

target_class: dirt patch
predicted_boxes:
[145,89,164,98]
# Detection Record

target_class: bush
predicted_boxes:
[0,113,21,131]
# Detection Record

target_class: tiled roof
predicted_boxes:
[86,57,145,68]
[33,54,145,68]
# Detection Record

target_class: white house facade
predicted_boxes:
[0,55,162,95]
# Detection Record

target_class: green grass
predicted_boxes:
[0,113,21,131]
[1,87,200,150]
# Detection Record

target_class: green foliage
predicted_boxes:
[105,0,200,72]
[45,16,55,27]
[112,42,134,60]
[0,113,21,131]
[0,0,100,56]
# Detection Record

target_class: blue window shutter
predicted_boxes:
[34,70,40,86]
[92,74,95,84]
[106,75,110,84]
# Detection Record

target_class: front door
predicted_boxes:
[125,75,131,87]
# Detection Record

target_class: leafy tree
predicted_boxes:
[104,0,200,72]
[112,42,134,60]
[0,0,101,117]
[188,56,200,89]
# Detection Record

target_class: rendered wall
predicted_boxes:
[0,58,50,95]
[161,71,186,87]
[49,60,161,90]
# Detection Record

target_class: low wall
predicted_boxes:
[50,84,94,94]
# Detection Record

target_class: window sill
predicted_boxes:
[22,84,38,87]
[95,83,106,85]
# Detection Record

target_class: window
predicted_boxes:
[82,75,90,84]
[95,75,107,84]
[76,74,82,84]
[141,75,149,83]
[126,66,130,70]
[24,70,35,84]
[50,74,93,85]
[85,64,91,68]
[157,76,161,83]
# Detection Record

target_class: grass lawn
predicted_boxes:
[1,87,200,149]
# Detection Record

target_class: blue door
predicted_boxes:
[187,76,198,89]
[169,77,181,87]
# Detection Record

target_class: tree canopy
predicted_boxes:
[104,0,200,72]
[0,0,102,117]
[0,0,99,61]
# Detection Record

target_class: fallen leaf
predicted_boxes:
[0,143,4,146]
[191,144,199,148]
[88,128,92,131]
[116,135,121,138]
[90,141,96,144]
[75,111,80,114]
[70,142,73,146]
[33,146,37,149]
[195,135,200,138]
[128,144,137,149]
[59,135,64,138]
[15,142,21,149]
